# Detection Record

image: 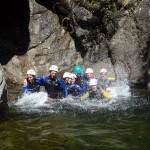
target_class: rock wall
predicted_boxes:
[0,65,8,117]
[109,0,150,86]
[1,0,150,88]
[3,0,82,84]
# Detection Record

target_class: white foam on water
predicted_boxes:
[109,84,131,99]
[109,64,131,99]
[14,92,49,109]
[13,90,131,113]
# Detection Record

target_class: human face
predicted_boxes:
[65,77,72,84]
[71,77,76,84]
[27,75,34,82]
[86,73,93,80]
[50,70,57,78]
[91,85,97,91]
[100,73,107,80]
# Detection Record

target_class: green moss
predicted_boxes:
[73,0,116,18]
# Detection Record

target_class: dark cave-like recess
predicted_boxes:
[0,0,30,65]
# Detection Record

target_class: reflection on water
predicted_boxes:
[0,89,150,150]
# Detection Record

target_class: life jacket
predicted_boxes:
[27,79,40,93]
[44,76,64,99]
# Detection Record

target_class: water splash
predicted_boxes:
[15,92,48,107]
[109,63,131,98]
[13,92,53,113]
[11,93,129,114]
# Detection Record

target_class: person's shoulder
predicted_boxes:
[73,83,81,88]
[56,77,64,83]
[35,76,49,82]
[56,77,62,81]
[96,78,102,83]
[81,72,86,79]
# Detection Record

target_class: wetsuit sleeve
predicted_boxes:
[35,76,46,86]
[107,77,115,81]
[70,84,85,94]
[57,78,68,97]
[80,91,90,100]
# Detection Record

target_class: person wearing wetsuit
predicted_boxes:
[73,65,86,94]
[40,65,68,100]
[97,68,111,90]
[23,66,68,102]
[63,72,72,85]
[22,69,40,93]
[68,73,85,96]
[83,68,95,91]
[81,78,103,100]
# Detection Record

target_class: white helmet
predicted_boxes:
[85,68,93,73]
[49,65,58,72]
[100,68,107,73]
[27,69,36,76]
[71,73,77,79]
[89,78,97,86]
[63,72,72,78]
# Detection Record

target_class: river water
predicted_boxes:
[0,88,150,150]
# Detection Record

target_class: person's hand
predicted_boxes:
[47,98,56,103]
[106,87,111,92]
[23,79,27,86]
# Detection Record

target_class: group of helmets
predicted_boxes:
[27,65,59,76]
[73,66,107,74]
[85,68,107,74]
[27,65,107,79]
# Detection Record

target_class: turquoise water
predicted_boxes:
[0,89,150,150]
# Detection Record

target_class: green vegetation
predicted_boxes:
[73,0,116,18]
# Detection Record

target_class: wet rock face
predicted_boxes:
[0,65,8,117]
[135,0,150,85]
[109,2,149,86]
[109,0,150,86]
[109,16,142,85]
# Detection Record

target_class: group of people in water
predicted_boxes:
[23,65,115,102]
